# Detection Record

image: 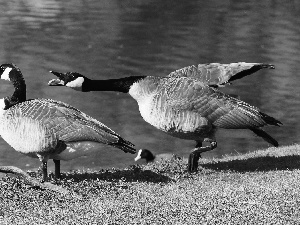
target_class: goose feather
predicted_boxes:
[47,62,281,172]
[167,62,275,87]
[0,63,136,181]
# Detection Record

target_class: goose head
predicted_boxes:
[0,63,26,110]
[48,71,89,92]
[0,63,24,82]
[48,70,148,94]
[134,149,155,163]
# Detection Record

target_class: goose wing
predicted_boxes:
[163,78,281,129]
[8,99,135,152]
[167,62,275,87]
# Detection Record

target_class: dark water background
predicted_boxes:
[0,0,299,172]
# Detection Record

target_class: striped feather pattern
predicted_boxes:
[0,98,135,155]
[163,78,270,129]
[167,62,274,87]
[131,76,278,140]
[0,116,58,156]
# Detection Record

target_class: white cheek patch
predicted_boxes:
[66,77,84,91]
[134,149,143,161]
[1,67,12,81]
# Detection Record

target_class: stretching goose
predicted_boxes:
[0,63,136,182]
[48,62,281,172]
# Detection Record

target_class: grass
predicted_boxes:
[1,144,300,224]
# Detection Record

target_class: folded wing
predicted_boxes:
[164,78,281,129]
[6,99,135,153]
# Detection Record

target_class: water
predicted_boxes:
[0,0,299,172]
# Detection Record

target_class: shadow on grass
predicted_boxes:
[58,165,174,183]
[201,155,300,172]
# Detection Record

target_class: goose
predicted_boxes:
[48,62,281,172]
[0,63,136,182]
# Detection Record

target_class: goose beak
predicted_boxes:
[48,78,65,86]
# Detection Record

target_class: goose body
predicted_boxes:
[128,76,266,140]
[0,64,136,181]
[0,99,135,159]
[48,62,281,172]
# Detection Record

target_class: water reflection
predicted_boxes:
[0,0,299,172]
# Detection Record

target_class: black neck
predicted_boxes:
[4,71,26,109]
[146,154,155,163]
[82,76,146,93]
[145,151,155,163]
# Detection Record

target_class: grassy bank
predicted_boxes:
[1,144,300,224]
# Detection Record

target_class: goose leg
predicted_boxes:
[37,155,49,182]
[188,142,203,173]
[188,140,217,172]
[53,159,61,179]
[41,161,48,182]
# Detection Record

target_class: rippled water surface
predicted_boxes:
[0,0,299,172]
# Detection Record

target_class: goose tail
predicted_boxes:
[249,127,279,147]
[249,111,281,147]
[259,112,282,127]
